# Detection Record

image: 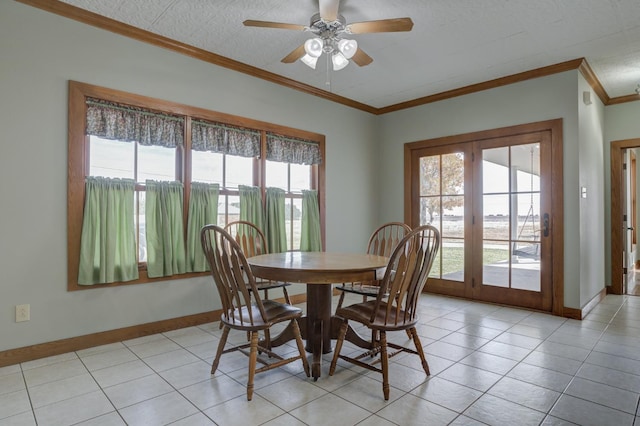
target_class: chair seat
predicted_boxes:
[222,300,302,331]
[335,300,417,331]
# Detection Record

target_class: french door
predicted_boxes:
[407,127,555,311]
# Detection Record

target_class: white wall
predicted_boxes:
[376,71,586,309]
[577,77,606,306]
[604,101,640,287]
[0,2,378,352]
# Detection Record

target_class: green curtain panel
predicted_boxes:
[265,187,287,253]
[301,189,322,251]
[186,182,219,272]
[145,180,186,278]
[78,177,139,285]
[239,185,264,230]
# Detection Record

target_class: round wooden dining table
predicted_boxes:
[247,251,388,380]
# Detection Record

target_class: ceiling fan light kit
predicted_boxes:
[243,0,413,74]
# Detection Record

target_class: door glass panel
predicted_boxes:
[482,241,510,287]
[442,195,464,238]
[483,147,509,193]
[419,152,464,281]
[420,156,440,196]
[441,238,464,281]
[483,194,510,240]
[512,242,541,291]
[481,143,541,291]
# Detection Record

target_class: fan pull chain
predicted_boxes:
[325,54,332,91]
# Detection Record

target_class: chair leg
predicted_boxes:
[211,326,230,375]
[283,286,292,305]
[329,320,348,376]
[336,290,346,309]
[292,319,310,377]
[409,327,430,376]
[263,329,272,351]
[247,331,259,401]
[380,330,390,401]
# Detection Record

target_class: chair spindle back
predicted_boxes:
[373,225,440,326]
[201,225,266,327]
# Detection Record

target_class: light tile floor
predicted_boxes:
[2,293,640,425]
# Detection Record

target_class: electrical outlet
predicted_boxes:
[16,304,30,322]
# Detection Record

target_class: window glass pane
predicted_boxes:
[290,163,311,192]
[287,198,303,250]
[192,150,223,184]
[89,136,134,179]
[218,194,240,227]
[266,160,288,189]
[138,145,176,182]
[225,155,254,188]
[138,191,146,263]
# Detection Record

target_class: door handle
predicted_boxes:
[543,213,550,237]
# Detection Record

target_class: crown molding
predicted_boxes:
[15,0,639,115]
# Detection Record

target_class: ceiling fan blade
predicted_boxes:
[346,17,414,34]
[319,0,340,21]
[281,44,306,63]
[351,48,373,66]
[243,20,306,31]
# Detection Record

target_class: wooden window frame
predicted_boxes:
[68,81,325,291]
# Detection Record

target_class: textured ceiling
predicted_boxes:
[57,0,640,109]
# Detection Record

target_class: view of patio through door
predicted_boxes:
[406,123,559,312]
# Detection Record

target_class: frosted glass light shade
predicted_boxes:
[338,39,358,59]
[304,38,324,58]
[300,54,319,69]
[332,52,349,70]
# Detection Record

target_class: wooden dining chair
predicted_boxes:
[224,220,291,304]
[329,225,440,400]
[201,225,310,401]
[335,222,412,309]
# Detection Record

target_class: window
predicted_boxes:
[68,81,325,290]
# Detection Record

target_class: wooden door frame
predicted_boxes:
[610,138,640,294]
[404,118,564,315]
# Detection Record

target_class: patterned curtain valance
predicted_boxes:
[86,98,184,148]
[191,120,260,158]
[266,133,322,165]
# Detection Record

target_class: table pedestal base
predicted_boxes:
[266,284,373,381]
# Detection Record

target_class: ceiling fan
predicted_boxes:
[243,0,413,71]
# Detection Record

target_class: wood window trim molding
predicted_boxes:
[68,80,326,291]
[403,118,564,316]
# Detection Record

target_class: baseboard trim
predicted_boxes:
[0,294,307,368]
[562,287,607,320]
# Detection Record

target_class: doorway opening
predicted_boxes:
[610,139,640,295]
